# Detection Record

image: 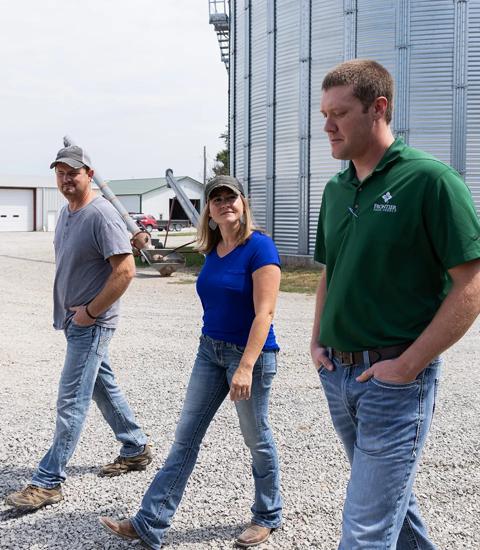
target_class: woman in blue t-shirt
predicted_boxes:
[100,176,282,549]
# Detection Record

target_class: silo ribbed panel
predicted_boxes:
[309,1,343,254]
[272,0,300,253]
[467,1,480,210]
[409,1,454,162]
[249,0,268,229]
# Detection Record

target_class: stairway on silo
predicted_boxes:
[208,0,229,70]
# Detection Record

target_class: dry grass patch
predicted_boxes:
[280,267,322,294]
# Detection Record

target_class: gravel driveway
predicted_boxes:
[0,232,479,549]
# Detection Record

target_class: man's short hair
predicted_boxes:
[322,59,394,124]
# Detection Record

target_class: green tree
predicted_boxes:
[212,131,230,177]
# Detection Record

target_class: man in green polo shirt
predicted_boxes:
[311,59,480,549]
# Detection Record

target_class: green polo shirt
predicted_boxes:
[315,138,480,351]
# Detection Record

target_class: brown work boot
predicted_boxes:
[5,484,63,511]
[98,444,153,477]
[99,516,140,541]
[236,523,273,547]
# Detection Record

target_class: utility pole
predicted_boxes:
[203,145,207,185]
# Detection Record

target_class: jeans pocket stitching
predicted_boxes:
[371,377,420,390]
[95,328,112,356]
[267,352,277,376]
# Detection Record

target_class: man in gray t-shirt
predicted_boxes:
[6,146,153,512]
[53,192,132,330]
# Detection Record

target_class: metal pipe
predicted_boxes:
[164,169,200,227]
[62,135,141,237]
[62,135,153,268]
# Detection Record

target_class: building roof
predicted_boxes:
[0,175,58,189]
[107,176,203,196]
[0,174,99,190]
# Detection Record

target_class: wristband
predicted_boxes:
[85,304,97,320]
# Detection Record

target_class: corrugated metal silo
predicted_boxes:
[228,0,480,259]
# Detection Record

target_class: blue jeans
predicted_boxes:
[131,335,282,550]
[31,321,147,488]
[319,356,441,550]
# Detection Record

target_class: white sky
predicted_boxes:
[0,0,228,181]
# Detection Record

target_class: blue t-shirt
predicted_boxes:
[196,231,281,350]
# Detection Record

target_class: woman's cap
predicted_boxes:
[205,175,245,201]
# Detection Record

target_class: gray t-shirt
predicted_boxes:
[53,196,132,330]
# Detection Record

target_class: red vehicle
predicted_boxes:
[129,213,158,232]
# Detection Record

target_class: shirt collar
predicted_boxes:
[342,137,406,184]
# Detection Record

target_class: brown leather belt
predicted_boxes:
[330,342,412,367]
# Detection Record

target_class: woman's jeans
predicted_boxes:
[319,356,441,550]
[132,335,282,550]
[31,321,147,488]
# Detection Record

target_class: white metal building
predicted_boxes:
[0,173,202,232]
[0,176,66,232]
[217,0,480,258]
[107,176,204,221]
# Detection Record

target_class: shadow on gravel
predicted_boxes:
[0,509,119,548]
[166,522,248,546]
[0,507,45,522]
[0,255,55,265]
[135,271,163,279]
[0,508,247,549]
[0,465,100,494]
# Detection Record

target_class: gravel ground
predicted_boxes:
[0,232,479,549]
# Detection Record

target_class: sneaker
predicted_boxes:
[5,484,63,511]
[98,444,153,477]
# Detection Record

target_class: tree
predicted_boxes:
[212,130,230,177]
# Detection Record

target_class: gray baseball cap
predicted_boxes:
[205,175,245,201]
[50,145,92,169]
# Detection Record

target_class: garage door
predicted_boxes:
[0,188,34,231]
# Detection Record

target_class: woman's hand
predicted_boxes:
[229,263,280,402]
[230,364,253,401]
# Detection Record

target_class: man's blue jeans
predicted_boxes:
[131,335,282,550]
[319,356,441,550]
[31,321,147,488]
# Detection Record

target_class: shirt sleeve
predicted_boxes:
[423,167,480,269]
[94,213,133,260]
[314,197,327,265]
[250,233,281,273]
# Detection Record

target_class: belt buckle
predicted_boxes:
[340,351,354,366]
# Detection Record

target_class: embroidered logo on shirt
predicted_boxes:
[382,192,393,203]
[373,191,397,213]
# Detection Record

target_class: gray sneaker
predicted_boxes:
[5,484,63,511]
[98,444,153,477]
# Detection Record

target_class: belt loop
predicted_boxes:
[362,350,370,368]
[327,347,332,360]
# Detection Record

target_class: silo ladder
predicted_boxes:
[208,0,229,70]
